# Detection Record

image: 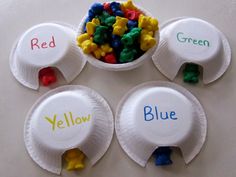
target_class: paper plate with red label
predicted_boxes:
[10,23,86,90]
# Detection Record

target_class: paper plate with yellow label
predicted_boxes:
[24,85,114,174]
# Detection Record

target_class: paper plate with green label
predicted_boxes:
[152,17,231,84]
[115,81,207,166]
[24,85,114,174]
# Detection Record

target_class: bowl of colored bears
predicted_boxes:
[77,0,159,71]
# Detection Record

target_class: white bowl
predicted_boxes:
[10,23,86,90]
[77,3,159,71]
[24,85,114,174]
[152,17,231,84]
[116,81,207,166]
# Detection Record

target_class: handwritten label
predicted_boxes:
[44,112,91,131]
[176,32,210,47]
[144,105,178,121]
[31,36,56,50]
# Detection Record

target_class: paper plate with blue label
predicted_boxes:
[24,85,114,174]
[115,81,207,166]
[152,17,231,84]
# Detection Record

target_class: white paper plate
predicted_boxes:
[152,17,231,84]
[24,85,114,174]
[116,81,207,166]
[10,23,86,90]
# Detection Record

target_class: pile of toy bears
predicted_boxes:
[77,0,159,64]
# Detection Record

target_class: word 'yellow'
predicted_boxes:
[45,112,91,131]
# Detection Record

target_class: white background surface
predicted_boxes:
[0,0,235,177]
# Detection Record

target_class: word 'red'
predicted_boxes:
[144,105,178,121]
[31,36,56,50]
[45,112,91,131]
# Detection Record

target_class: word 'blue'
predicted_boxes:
[144,105,178,121]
